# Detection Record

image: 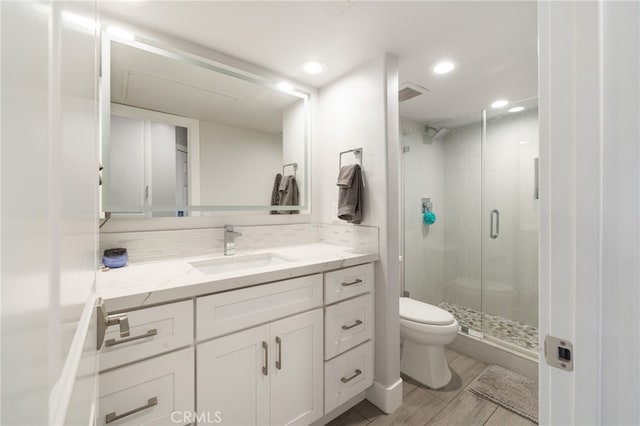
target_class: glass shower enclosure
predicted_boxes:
[401,98,539,355]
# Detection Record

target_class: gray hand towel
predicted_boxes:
[278,175,299,214]
[270,173,282,214]
[337,164,363,224]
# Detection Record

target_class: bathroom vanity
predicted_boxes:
[96,243,376,425]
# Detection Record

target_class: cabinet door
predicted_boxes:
[270,309,323,426]
[197,325,270,426]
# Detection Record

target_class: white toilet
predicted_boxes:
[399,297,459,389]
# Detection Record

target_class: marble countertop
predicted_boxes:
[97,242,378,312]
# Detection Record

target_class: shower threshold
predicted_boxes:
[438,301,539,353]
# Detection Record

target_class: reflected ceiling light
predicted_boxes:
[491,99,509,108]
[509,106,525,113]
[520,141,529,144]
[107,26,135,41]
[277,81,294,91]
[61,11,97,31]
[433,61,455,74]
[301,60,326,75]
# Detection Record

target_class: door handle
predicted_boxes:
[105,397,158,424]
[96,299,130,350]
[105,328,157,347]
[341,279,363,287]
[340,369,362,383]
[490,209,500,239]
[342,320,363,330]
[275,336,282,370]
[262,341,268,376]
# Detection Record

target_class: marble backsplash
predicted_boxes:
[99,223,378,264]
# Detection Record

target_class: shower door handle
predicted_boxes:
[490,209,500,239]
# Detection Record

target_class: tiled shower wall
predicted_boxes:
[99,223,378,263]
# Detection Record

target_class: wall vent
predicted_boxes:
[399,82,430,102]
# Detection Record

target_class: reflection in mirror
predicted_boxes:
[101,35,308,216]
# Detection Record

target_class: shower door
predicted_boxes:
[482,98,539,353]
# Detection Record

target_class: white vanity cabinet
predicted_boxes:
[97,262,376,426]
[197,309,324,426]
[322,264,375,413]
[196,274,324,425]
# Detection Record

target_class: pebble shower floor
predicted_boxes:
[438,301,539,351]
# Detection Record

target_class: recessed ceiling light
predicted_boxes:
[62,11,97,31]
[301,60,326,75]
[520,141,529,145]
[277,82,294,92]
[107,26,135,41]
[491,99,509,108]
[433,61,455,74]
[509,106,525,113]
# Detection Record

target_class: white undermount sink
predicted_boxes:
[189,252,295,275]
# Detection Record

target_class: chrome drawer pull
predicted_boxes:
[105,396,158,424]
[341,279,363,287]
[341,369,362,383]
[341,320,363,330]
[105,328,158,347]
[262,341,269,376]
[275,336,282,370]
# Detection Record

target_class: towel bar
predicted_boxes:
[282,162,298,177]
[339,148,363,169]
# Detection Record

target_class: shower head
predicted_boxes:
[425,126,450,140]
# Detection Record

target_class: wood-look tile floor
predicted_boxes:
[327,349,537,426]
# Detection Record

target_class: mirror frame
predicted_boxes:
[100,31,310,214]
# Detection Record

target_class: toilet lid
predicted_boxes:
[399,297,455,325]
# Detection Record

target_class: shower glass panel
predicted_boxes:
[401,115,483,337]
[482,98,539,352]
[401,97,539,356]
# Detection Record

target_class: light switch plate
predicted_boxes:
[544,335,573,371]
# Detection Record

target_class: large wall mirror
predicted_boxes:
[100,33,309,216]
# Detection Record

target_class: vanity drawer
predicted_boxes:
[324,263,374,305]
[197,274,323,341]
[325,293,374,360]
[100,300,193,372]
[324,341,374,414]
[98,348,194,426]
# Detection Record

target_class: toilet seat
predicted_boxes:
[399,297,455,326]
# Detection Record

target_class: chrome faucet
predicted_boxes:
[224,225,242,256]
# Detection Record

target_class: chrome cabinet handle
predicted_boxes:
[105,328,158,347]
[275,336,282,370]
[490,209,500,239]
[341,320,363,330]
[340,369,362,383]
[262,341,268,376]
[105,397,158,424]
[341,279,363,287]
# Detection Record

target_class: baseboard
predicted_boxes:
[448,333,538,379]
[365,378,403,414]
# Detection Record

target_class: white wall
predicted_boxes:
[401,117,447,305]
[316,54,402,412]
[1,1,99,424]
[199,121,282,206]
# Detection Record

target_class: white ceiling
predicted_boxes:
[99,1,537,128]
[110,41,301,134]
